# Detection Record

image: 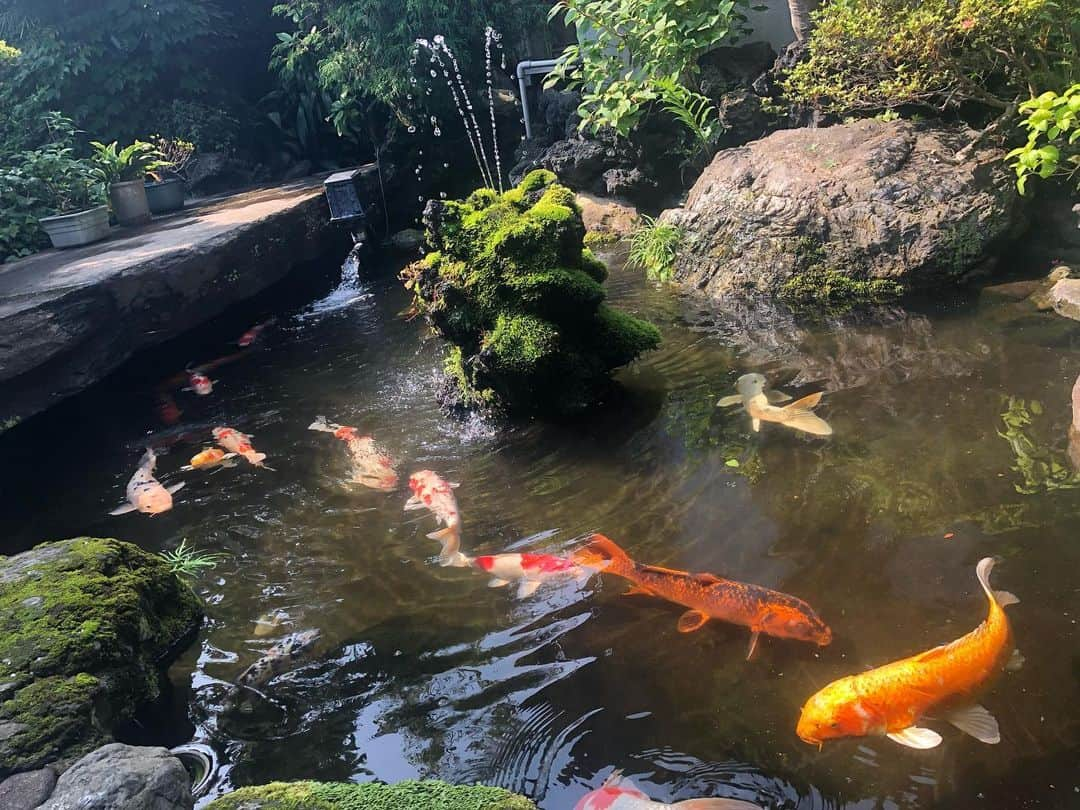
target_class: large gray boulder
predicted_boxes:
[0,539,202,777]
[38,744,191,810]
[662,120,1024,299]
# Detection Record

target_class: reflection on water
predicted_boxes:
[1,247,1080,809]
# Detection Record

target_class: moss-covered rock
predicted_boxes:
[205,780,537,810]
[0,538,203,777]
[402,170,660,415]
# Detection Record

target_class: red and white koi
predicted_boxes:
[213,426,271,468]
[405,470,466,566]
[575,772,763,810]
[109,448,184,516]
[473,552,588,599]
[309,416,398,491]
[183,368,214,396]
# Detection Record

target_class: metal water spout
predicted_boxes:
[516,59,559,140]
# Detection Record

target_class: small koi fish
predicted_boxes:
[237,318,276,348]
[236,629,321,690]
[573,534,832,659]
[796,557,1021,750]
[213,426,272,468]
[181,447,238,471]
[309,416,398,491]
[405,470,465,566]
[473,552,589,599]
[183,368,214,396]
[717,373,832,436]
[575,771,763,810]
[109,448,184,516]
[252,610,290,637]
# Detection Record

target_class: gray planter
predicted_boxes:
[145,177,186,214]
[39,205,111,249]
[109,179,151,226]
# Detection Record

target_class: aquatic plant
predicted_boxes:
[998,397,1080,495]
[158,539,228,579]
[628,216,683,282]
[402,170,660,416]
[205,779,537,809]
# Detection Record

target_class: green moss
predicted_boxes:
[206,780,537,810]
[403,173,660,415]
[583,230,620,249]
[778,239,903,311]
[517,169,557,194]
[0,538,202,776]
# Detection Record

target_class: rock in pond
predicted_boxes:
[661,120,1024,300]
[38,744,191,810]
[577,192,640,244]
[0,766,57,810]
[205,780,536,810]
[0,538,202,778]
[1048,277,1080,322]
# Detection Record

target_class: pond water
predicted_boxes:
[2,246,1080,809]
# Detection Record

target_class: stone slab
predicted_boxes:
[0,178,349,427]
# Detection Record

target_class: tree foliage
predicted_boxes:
[546,0,751,136]
[270,0,549,127]
[784,0,1080,115]
[1008,84,1080,193]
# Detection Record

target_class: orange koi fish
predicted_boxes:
[213,426,271,468]
[405,470,464,566]
[796,557,1021,750]
[181,447,238,471]
[309,416,398,491]
[573,535,832,658]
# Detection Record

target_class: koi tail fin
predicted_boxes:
[308,416,338,433]
[780,392,833,436]
[976,557,1020,609]
[572,533,632,573]
[140,447,157,470]
[426,526,462,566]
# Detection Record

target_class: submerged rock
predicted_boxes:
[1048,278,1080,322]
[0,539,202,777]
[205,780,536,809]
[662,120,1024,300]
[38,744,191,810]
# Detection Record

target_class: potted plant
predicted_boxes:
[145,135,194,214]
[25,115,112,249]
[90,140,169,225]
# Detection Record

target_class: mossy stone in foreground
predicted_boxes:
[205,780,537,809]
[402,170,660,415]
[0,537,203,776]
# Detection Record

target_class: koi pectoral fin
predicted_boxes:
[746,631,760,660]
[109,503,137,516]
[166,482,186,495]
[886,727,943,749]
[403,496,424,511]
[516,580,541,599]
[945,704,1000,744]
[677,610,709,633]
[487,578,510,588]
[623,584,654,597]
[716,395,742,408]
[765,389,792,404]
[751,417,762,432]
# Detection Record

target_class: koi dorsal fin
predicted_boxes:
[638,562,691,577]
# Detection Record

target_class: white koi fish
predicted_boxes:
[405,470,467,566]
[109,448,184,516]
[576,771,763,810]
[717,373,832,436]
[473,552,589,599]
[213,426,271,468]
[309,416,398,491]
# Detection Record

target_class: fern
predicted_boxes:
[628,215,683,282]
[655,77,720,147]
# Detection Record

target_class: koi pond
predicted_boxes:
[1,247,1079,809]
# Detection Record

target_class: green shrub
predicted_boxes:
[546,0,750,137]
[1008,84,1080,193]
[0,113,105,263]
[784,0,1080,116]
[402,171,660,415]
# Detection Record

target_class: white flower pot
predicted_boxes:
[109,179,151,226]
[38,205,111,249]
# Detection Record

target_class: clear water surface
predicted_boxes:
[1,246,1078,809]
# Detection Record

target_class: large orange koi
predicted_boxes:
[796,557,1021,750]
[573,535,832,658]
